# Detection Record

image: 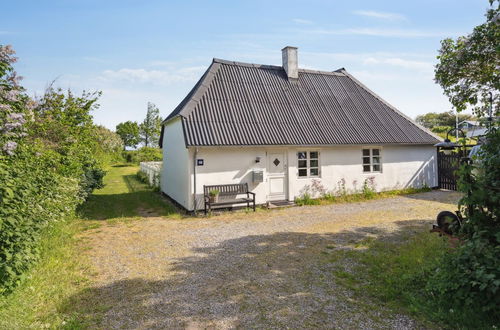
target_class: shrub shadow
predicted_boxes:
[78,171,181,220]
[78,191,179,220]
[111,164,132,168]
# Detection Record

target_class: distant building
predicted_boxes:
[458,120,481,131]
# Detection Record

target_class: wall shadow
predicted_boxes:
[62,220,430,328]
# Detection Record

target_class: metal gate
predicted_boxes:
[437,153,461,190]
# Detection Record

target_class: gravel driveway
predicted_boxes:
[76,190,460,329]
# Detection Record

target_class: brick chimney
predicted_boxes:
[282,46,298,79]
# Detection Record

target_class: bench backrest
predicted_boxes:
[204,183,248,196]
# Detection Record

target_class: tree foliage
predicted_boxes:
[0,45,112,293]
[428,128,500,314]
[429,1,500,318]
[94,125,123,156]
[122,146,163,163]
[116,120,139,149]
[435,1,500,116]
[139,102,162,147]
[415,111,475,128]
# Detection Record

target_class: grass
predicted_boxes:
[80,164,179,221]
[295,186,432,206]
[0,218,89,329]
[0,164,180,329]
[324,231,497,329]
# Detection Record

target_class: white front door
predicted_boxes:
[267,152,287,201]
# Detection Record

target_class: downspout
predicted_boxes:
[193,147,198,215]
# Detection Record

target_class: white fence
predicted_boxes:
[139,161,162,187]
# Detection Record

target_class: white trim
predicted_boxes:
[297,150,321,178]
[266,149,288,201]
[362,147,383,173]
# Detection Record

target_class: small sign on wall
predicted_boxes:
[197,159,204,166]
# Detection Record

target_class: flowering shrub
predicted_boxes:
[362,176,376,199]
[0,45,113,292]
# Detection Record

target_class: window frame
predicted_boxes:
[362,147,382,173]
[297,150,320,178]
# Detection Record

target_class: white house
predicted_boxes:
[159,47,440,211]
[458,120,481,131]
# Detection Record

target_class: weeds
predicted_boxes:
[295,177,431,206]
[325,231,498,328]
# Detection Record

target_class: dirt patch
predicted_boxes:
[75,190,460,329]
[136,207,161,218]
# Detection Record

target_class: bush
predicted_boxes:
[294,192,320,205]
[123,147,162,164]
[0,45,112,293]
[81,166,106,199]
[0,147,82,293]
[136,170,149,184]
[362,177,376,199]
[427,128,500,314]
[430,125,453,134]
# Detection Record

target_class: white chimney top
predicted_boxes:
[282,46,298,79]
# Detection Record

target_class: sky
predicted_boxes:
[1,0,489,129]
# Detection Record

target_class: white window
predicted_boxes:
[362,148,382,173]
[298,151,319,177]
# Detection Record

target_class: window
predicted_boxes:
[362,148,382,173]
[298,151,319,177]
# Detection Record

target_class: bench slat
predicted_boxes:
[203,183,255,214]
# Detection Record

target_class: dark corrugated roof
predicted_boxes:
[160,58,440,147]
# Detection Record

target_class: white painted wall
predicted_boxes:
[190,147,267,210]
[160,118,191,209]
[183,145,437,211]
[288,145,437,199]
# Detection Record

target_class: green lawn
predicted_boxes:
[323,232,497,329]
[81,164,179,221]
[0,164,179,329]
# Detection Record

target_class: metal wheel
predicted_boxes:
[436,211,459,235]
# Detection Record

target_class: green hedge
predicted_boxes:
[0,148,81,293]
[0,45,116,293]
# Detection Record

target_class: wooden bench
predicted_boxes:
[203,183,256,214]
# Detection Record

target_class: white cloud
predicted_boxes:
[353,10,407,21]
[149,60,176,67]
[363,57,434,71]
[99,66,206,85]
[308,28,454,38]
[292,18,313,25]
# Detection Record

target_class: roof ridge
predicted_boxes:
[339,69,442,142]
[213,58,346,76]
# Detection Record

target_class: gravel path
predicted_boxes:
[77,190,460,329]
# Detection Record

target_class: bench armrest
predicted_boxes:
[247,192,256,197]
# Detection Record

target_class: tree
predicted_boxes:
[427,1,500,318]
[139,102,162,147]
[415,111,475,128]
[435,1,499,117]
[0,44,110,292]
[116,121,139,149]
